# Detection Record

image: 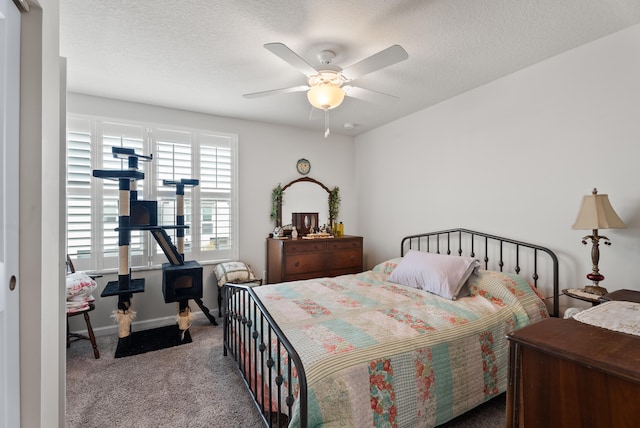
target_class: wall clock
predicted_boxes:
[296,158,311,175]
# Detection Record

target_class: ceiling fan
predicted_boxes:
[244,42,409,136]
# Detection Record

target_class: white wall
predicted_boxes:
[355,23,640,313]
[67,93,356,331]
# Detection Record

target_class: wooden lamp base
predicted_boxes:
[584,284,608,296]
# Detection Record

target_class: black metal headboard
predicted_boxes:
[401,228,559,317]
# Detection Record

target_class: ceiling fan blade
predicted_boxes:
[341,45,408,80]
[343,85,399,104]
[243,85,309,99]
[264,42,318,76]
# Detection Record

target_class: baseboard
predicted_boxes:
[75,310,215,337]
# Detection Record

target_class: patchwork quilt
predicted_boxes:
[251,268,549,427]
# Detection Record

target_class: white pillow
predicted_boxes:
[387,250,480,300]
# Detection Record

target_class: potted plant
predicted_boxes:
[328,186,340,226]
[270,184,283,226]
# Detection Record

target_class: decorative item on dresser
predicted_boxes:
[225,228,559,427]
[572,188,626,296]
[291,212,319,236]
[507,317,640,427]
[266,235,363,283]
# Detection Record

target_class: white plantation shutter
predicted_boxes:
[152,129,193,264]
[199,136,233,257]
[66,118,93,261]
[67,119,95,268]
[66,115,238,272]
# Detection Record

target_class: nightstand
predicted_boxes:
[562,288,602,305]
[599,289,640,304]
[506,318,640,427]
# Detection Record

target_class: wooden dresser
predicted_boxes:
[267,235,363,284]
[506,317,640,428]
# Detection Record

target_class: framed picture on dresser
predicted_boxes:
[291,212,318,235]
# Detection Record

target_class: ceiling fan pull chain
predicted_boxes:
[324,109,330,138]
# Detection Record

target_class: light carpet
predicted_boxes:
[66,319,505,427]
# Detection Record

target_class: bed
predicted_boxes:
[223,228,559,427]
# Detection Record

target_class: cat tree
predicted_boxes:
[92,147,216,357]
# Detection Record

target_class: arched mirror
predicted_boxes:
[282,180,329,228]
[271,177,340,230]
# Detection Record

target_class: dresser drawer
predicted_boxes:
[284,253,324,275]
[327,249,362,270]
[327,238,362,251]
[285,241,325,254]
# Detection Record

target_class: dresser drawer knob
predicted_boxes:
[350,256,355,262]
[294,261,300,267]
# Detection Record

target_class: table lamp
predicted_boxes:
[572,188,626,295]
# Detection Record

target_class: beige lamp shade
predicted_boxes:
[572,188,626,230]
[307,83,345,110]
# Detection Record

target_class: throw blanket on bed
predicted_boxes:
[253,269,548,427]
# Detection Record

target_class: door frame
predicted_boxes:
[18,0,66,426]
[0,0,22,426]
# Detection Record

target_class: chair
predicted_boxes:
[66,255,100,359]
[214,261,262,317]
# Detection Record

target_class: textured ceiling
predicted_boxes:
[60,0,640,136]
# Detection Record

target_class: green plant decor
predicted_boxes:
[270,184,283,224]
[329,186,341,224]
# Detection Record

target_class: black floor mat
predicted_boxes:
[114,324,192,358]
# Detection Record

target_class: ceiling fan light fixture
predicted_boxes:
[307,83,345,110]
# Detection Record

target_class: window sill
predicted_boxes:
[84,259,228,276]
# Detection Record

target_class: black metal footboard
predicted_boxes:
[223,283,308,428]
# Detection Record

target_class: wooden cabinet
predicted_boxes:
[506,317,640,428]
[267,236,363,284]
[600,288,640,304]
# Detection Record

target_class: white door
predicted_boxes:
[0,0,21,426]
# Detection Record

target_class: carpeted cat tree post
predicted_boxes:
[93,147,151,342]
[162,179,217,332]
[170,179,197,334]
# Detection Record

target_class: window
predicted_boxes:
[66,116,238,272]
